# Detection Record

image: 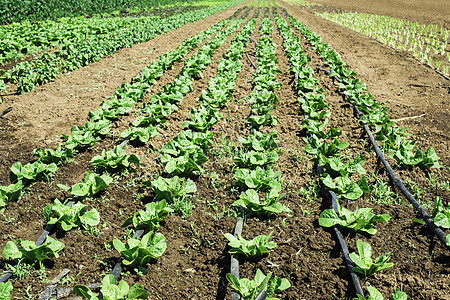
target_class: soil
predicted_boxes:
[0,0,449,299]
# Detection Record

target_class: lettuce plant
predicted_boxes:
[0,180,24,204]
[350,240,393,276]
[226,269,290,300]
[144,176,196,203]
[320,172,369,200]
[122,200,173,230]
[224,232,276,257]
[90,146,140,172]
[239,130,278,152]
[58,172,113,199]
[33,145,74,165]
[63,131,97,150]
[120,125,158,144]
[112,231,166,271]
[319,205,390,234]
[74,274,148,300]
[233,150,278,169]
[10,161,57,184]
[160,148,207,176]
[353,286,407,300]
[2,236,64,263]
[43,198,100,231]
[232,188,289,217]
[234,166,281,192]
[182,106,222,132]
[431,196,450,230]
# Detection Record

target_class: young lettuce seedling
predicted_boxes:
[112,231,166,272]
[226,269,290,300]
[74,274,148,300]
[2,236,64,263]
[224,232,277,257]
[349,240,393,277]
[319,204,390,235]
[58,172,113,199]
[43,198,100,232]
[352,286,407,300]
[233,188,290,217]
[122,199,173,230]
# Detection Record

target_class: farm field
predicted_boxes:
[0,0,449,299]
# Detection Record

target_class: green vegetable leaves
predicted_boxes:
[112,231,167,270]
[44,199,100,231]
[349,240,393,276]
[58,172,112,199]
[224,232,276,257]
[318,205,390,234]
[226,269,290,300]
[2,236,64,263]
[74,274,148,300]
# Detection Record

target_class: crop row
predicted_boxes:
[0,0,200,25]
[0,0,244,95]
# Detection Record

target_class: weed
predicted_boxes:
[370,176,401,205]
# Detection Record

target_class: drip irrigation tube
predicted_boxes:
[278,17,365,292]
[0,107,12,118]
[316,166,365,297]
[254,289,268,300]
[351,102,449,248]
[249,36,259,45]
[246,52,258,70]
[230,208,244,300]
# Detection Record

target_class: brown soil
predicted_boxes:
[0,1,449,299]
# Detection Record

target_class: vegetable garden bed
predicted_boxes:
[0,0,449,299]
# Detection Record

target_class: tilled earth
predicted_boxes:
[0,0,448,299]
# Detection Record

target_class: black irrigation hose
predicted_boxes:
[0,106,12,118]
[317,167,365,297]
[230,208,244,300]
[249,36,259,45]
[277,17,365,294]
[351,102,449,248]
[254,289,268,300]
[319,63,448,248]
[245,52,258,70]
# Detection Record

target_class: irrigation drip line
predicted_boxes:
[350,102,449,249]
[317,166,365,297]
[230,207,244,300]
[318,59,449,248]
[249,36,259,45]
[245,52,258,70]
[254,289,268,300]
[0,106,12,118]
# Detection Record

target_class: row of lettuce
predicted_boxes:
[0,0,243,95]
[282,6,448,298]
[0,0,200,25]
[286,10,449,247]
[276,10,403,299]
[0,8,249,298]
[226,11,292,299]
